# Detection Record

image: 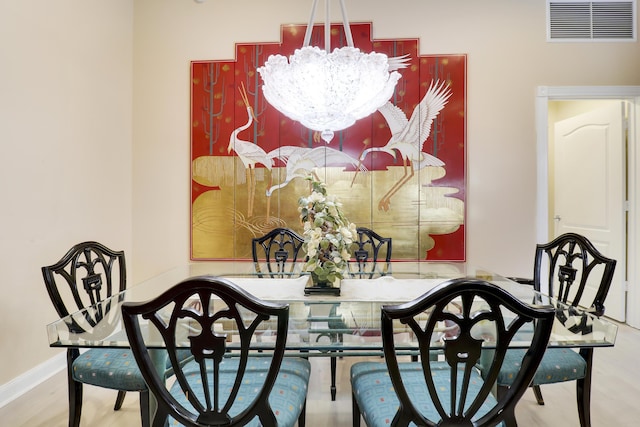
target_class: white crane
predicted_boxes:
[227,83,272,217]
[265,146,366,219]
[351,80,452,211]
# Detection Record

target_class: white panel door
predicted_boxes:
[554,102,626,321]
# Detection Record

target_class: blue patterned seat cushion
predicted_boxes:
[351,361,501,427]
[497,348,586,386]
[72,348,147,391]
[72,348,193,391]
[167,357,311,427]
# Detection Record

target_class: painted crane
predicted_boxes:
[265,146,365,219]
[351,80,452,211]
[227,83,272,217]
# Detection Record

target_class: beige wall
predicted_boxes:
[131,0,640,281]
[0,1,133,386]
[1,0,639,391]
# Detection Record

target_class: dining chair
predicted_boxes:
[350,277,555,427]
[314,227,393,400]
[490,232,616,427]
[349,227,392,278]
[251,227,305,277]
[122,275,311,427]
[42,241,149,427]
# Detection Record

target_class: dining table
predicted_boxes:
[46,260,619,412]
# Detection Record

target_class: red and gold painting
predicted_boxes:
[191,23,466,261]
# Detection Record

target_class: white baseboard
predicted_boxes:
[0,352,66,408]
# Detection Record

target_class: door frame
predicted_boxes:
[535,85,640,327]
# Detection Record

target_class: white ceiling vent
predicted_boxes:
[547,0,636,41]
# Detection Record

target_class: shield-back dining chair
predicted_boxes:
[319,226,392,400]
[349,227,392,278]
[350,277,555,427]
[490,232,616,427]
[122,275,311,427]
[251,228,305,278]
[42,241,149,427]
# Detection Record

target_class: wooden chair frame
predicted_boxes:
[251,228,305,278]
[122,275,307,427]
[42,241,149,427]
[352,278,555,427]
[350,227,392,278]
[509,232,617,427]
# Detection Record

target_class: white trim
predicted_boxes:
[540,85,640,99]
[0,352,66,408]
[536,86,640,242]
[627,97,640,328]
[535,88,551,243]
[536,86,640,328]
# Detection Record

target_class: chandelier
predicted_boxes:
[257,0,407,143]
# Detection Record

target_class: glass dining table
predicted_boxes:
[46,261,618,403]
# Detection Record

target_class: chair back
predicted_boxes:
[533,232,616,317]
[380,278,554,426]
[251,228,305,277]
[42,241,126,330]
[122,276,290,427]
[350,227,392,278]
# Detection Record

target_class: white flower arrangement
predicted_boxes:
[298,176,357,285]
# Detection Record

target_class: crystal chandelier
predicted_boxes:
[257,0,406,144]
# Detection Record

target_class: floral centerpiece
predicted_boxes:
[298,176,357,287]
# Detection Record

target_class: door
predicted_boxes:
[553,102,626,321]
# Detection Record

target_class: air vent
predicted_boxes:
[547,1,636,41]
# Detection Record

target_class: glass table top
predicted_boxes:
[46,261,618,354]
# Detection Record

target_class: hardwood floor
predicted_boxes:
[2,321,639,426]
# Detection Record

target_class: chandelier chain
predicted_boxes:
[303,0,355,51]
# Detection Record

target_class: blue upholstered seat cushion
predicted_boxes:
[167,357,311,427]
[351,361,500,427]
[72,348,193,391]
[72,348,147,391]
[497,348,587,386]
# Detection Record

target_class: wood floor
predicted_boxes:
[2,321,639,426]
